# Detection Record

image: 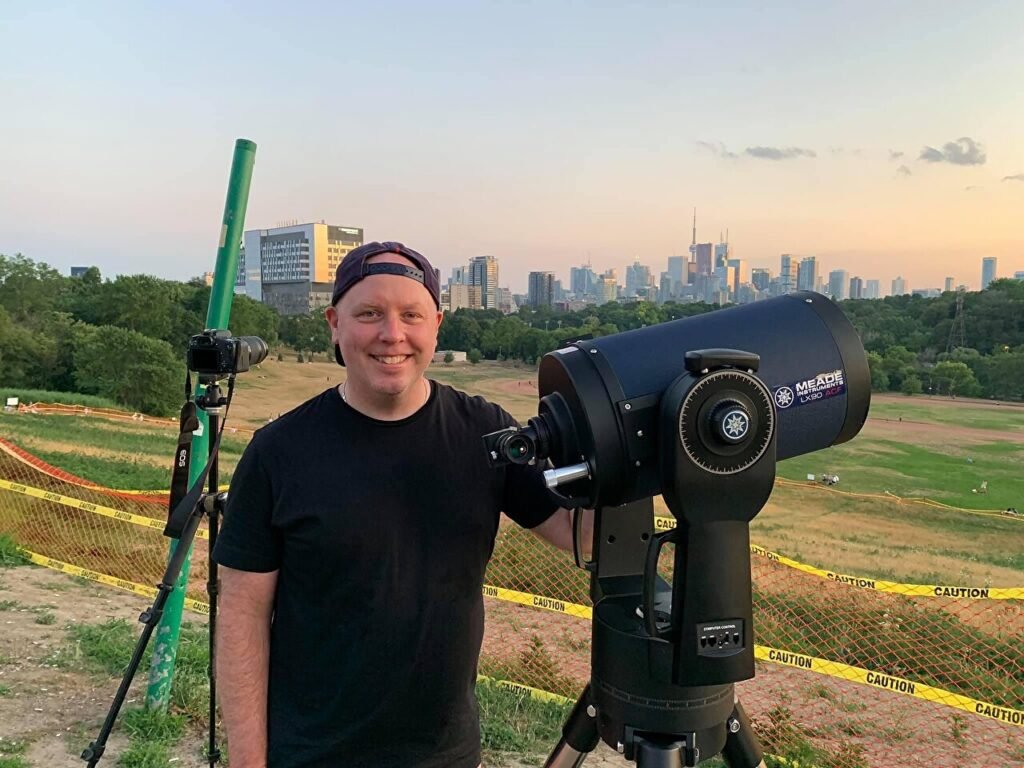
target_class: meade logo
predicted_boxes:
[795,369,845,394]
[793,369,846,404]
[774,369,847,410]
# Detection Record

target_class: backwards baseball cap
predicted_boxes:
[331,241,440,309]
[331,241,441,367]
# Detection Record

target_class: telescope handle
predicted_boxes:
[642,526,681,639]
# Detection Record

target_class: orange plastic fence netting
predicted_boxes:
[1,439,1022,767]
[13,401,255,438]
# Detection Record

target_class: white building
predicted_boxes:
[237,222,363,314]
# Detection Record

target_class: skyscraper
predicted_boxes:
[865,279,881,299]
[714,237,731,270]
[625,260,653,297]
[849,276,864,300]
[797,257,819,292]
[892,276,909,296]
[599,269,618,304]
[570,263,598,298]
[751,268,771,292]
[666,256,685,292]
[727,258,749,297]
[779,254,795,294]
[527,271,555,308]
[944,277,955,293]
[469,255,499,310]
[827,269,849,300]
[981,257,997,289]
[694,243,714,276]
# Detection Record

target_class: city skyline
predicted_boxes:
[2,3,1022,294]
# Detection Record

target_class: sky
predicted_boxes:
[2,1,1023,294]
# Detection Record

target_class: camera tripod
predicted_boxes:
[82,381,231,767]
[540,352,776,768]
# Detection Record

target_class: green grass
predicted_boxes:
[0,387,121,409]
[0,535,28,567]
[477,680,570,756]
[0,758,31,768]
[869,400,1024,433]
[55,619,211,718]
[0,685,11,696]
[778,436,1024,510]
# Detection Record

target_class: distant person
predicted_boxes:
[213,241,588,768]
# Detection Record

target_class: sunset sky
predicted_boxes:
[2,1,1022,293]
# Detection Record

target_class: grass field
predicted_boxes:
[2,361,1023,767]
[2,360,1022,587]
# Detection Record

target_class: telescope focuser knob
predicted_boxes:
[685,349,760,374]
[709,400,752,445]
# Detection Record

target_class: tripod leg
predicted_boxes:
[720,698,765,768]
[544,685,600,768]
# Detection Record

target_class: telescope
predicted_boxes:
[485,291,869,768]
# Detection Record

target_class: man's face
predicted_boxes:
[326,253,443,401]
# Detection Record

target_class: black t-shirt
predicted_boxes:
[212,382,559,768]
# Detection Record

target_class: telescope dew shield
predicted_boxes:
[536,291,869,508]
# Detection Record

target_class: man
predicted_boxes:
[213,242,585,768]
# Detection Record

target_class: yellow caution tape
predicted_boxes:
[15,544,1021,729]
[476,674,573,705]
[482,583,592,619]
[18,548,209,615]
[655,516,1024,599]
[0,478,208,540]
[755,645,1024,728]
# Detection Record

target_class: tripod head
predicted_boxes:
[484,292,870,766]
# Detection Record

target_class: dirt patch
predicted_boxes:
[0,566,208,767]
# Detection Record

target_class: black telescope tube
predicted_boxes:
[538,291,869,469]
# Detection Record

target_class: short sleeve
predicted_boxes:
[501,459,560,530]
[211,437,282,572]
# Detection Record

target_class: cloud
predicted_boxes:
[889,150,905,161]
[697,141,738,159]
[744,146,817,160]
[1002,173,1024,182]
[964,185,982,192]
[918,137,987,165]
[896,165,912,177]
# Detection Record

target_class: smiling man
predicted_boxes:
[212,242,585,768]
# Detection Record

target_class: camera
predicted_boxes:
[186,329,268,376]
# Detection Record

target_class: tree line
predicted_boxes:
[2,252,1022,415]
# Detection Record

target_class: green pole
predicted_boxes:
[145,139,257,711]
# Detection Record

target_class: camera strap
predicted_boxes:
[168,372,199,521]
[163,375,234,540]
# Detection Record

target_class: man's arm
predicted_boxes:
[217,566,278,768]
[530,507,594,555]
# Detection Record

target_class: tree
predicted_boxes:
[930,360,981,397]
[900,374,922,395]
[866,351,889,391]
[467,348,482,364]
[443,351,454,364]
[71,324,183,415]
